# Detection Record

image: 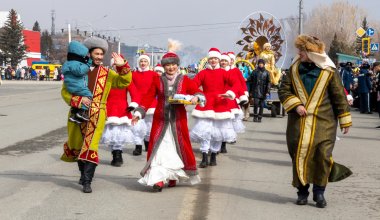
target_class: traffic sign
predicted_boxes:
[371,43,379,52]
[366,28,375,37]
[356,27,366,37]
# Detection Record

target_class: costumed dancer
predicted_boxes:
[101,59,146,167]
[219,52,246,154]
[278,35,352,208]
[190,48,239,168]
[61,37,132,193]
[136,39,205,192]
[131,54,159,155]
[154,63,165,76]
[259,43,280,85]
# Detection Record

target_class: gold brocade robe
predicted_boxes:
[259,50,279,85]
[61,65,132,164]
[279,60,352,187]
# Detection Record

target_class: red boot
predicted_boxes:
[168,180,177,187]
[153,181,164,192]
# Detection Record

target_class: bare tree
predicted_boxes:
[303,0,367,52]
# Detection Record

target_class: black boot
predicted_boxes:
[257,117,262,123]
[82,162,97,193]
[111,150,123,167]
[220,142,227,153]
[253,115,258,122]
[133,145,142,156]
[296,184,310,205]
[209,152,217,166]
[144,141,149,152]
[313,185,327,208]
[199,152,208,168]
[77,160,85,185]
[313,194,327,208]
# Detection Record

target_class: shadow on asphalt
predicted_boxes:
[244,129,286,136]
[226,155,292,167]
[241,137,287,145]
[197,183,294,204]
[234,146,288,154]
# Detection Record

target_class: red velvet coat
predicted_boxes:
[226,67,249,114]
[132,70,158,115]
[106,82,140,124]
[191,67,239,119]
[139,74,203,177]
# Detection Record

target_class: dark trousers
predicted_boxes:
[253,98,265,119]
[297,184,326,196]
[359,93,370,113]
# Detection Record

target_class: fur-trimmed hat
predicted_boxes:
[161,39,182,66]
[295,35,325,54]
[208,48,221,60]
[154,63,165,73]
[221,53,231,63]
[83,37,108,53]
[138,54,150,65]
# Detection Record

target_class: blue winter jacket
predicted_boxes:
[357,68,372,93]
[62,41,92,98]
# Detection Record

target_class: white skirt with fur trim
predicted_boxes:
[232,110,245,134]
[131,120,148,145]
[190,118,237,143]
[101,124,135,145]
[138,125,201,186]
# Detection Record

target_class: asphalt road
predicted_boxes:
[0,81,379,220]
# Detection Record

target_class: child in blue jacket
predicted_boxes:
[62,41,92,123]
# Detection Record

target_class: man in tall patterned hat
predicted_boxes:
[279,35,352,208]
[61,36,133,193]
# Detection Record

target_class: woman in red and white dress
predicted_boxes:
[134,40,205,192]
[131,54,159,156]
[101,61,146,167]
[190,48,239,168]
[219,53,246,153]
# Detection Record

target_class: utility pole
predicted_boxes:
[299,0,303,35]
[51,10,56,36]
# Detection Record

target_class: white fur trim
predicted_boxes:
[228,53,236,61]
[347,94,353,102]
[191,109,234,120]
[244,91,249,96]
[239,95,249,103]
[134,111,142,119]
[129,102,138,109]
[146,108,155,115]
[106,116,131,125]
[138,55,151,65]
[208,51,221,60]
[154,66,164,73]
[226,90,236,100]
[221,54,231,63]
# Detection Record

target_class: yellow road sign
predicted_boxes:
[356,27,366,37]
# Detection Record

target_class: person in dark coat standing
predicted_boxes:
[249,59,271,122]
[340,62,354,93]
[357,61,372,114]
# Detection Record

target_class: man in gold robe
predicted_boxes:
[279,35,352,208]
[61,37,132,193]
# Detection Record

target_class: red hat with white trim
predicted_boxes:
[227,51,236,61]
[154,63,165,73]
[221,53,231,63]
[208,48,221,60]
[138,54,150,65]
